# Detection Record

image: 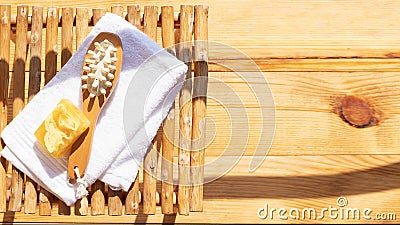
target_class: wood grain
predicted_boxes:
[61,7,74,67]
[8,52,400,75]
[160,5,175,215]
[7,1,400,72]
[39,6,59,216]
[90,180,105,215]
[209,58,400,72]
[125,176,139,215]
[24,5,42,215]
[27,6,43,101]
[57,6,74,216]
[5,0,400,60]
[0,155,399,223]
[142,5,159,215]
[126,5,140,27]
[75,8,89,48]
[7,69,400,157]
[0,4,11,213]
[44,7,59,84]
[177,5,193,216]
[190,5,208,212]
[74,195,88,216]
[196,71,400,157]
[92,8,105,25]
[10,70,400,157]
[10,6,27,121]
[8,5,28,212]
[39,188,52,216]
[111,5,124,17]
[107,188,123,216]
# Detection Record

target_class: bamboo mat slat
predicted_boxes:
[0,4,11,213]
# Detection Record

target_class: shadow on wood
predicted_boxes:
[204,160,400,199]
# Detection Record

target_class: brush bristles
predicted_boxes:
[82,39,118,97]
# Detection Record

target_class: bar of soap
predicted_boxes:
[35,99,90,158]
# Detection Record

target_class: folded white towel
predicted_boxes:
[1,13,187,206]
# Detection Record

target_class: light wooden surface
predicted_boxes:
[61,7,73,67]
[142,5,159,215]
[160,5,176,215]
[0,155,399,223]
[108,188,123,216]
[177,5,193,216]
[190,5,208,212]
[1,0,400,223]
[75,8,89,49]
[24,5,42,214]
[44,7,58,84]
[125,176,140,215]
[91,180,105,215]
[4,0,400,60]
[9,5,28,213]
[0,4,11,213]
[204,71,400,156]
[27,6,42,102]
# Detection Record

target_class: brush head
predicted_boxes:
[82,39,118,98]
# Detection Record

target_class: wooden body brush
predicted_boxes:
[68,32,123,180]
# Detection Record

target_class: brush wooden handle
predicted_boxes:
[68,32,123,180]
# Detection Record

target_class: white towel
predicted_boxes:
[1,13,187,206]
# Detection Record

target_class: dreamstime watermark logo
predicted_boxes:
[123,41,276,185]
[257,197,397,221]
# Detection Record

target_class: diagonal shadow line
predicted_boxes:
[2,202,15,224]
[204,161,400,199]
[162,213,177,224]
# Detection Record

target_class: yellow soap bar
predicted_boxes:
[35,99,90,158]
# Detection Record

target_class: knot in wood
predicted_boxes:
[339,95,377,128]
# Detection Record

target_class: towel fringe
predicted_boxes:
[74,167,89,199]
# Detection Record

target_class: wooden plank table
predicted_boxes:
[1,0,400,223]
